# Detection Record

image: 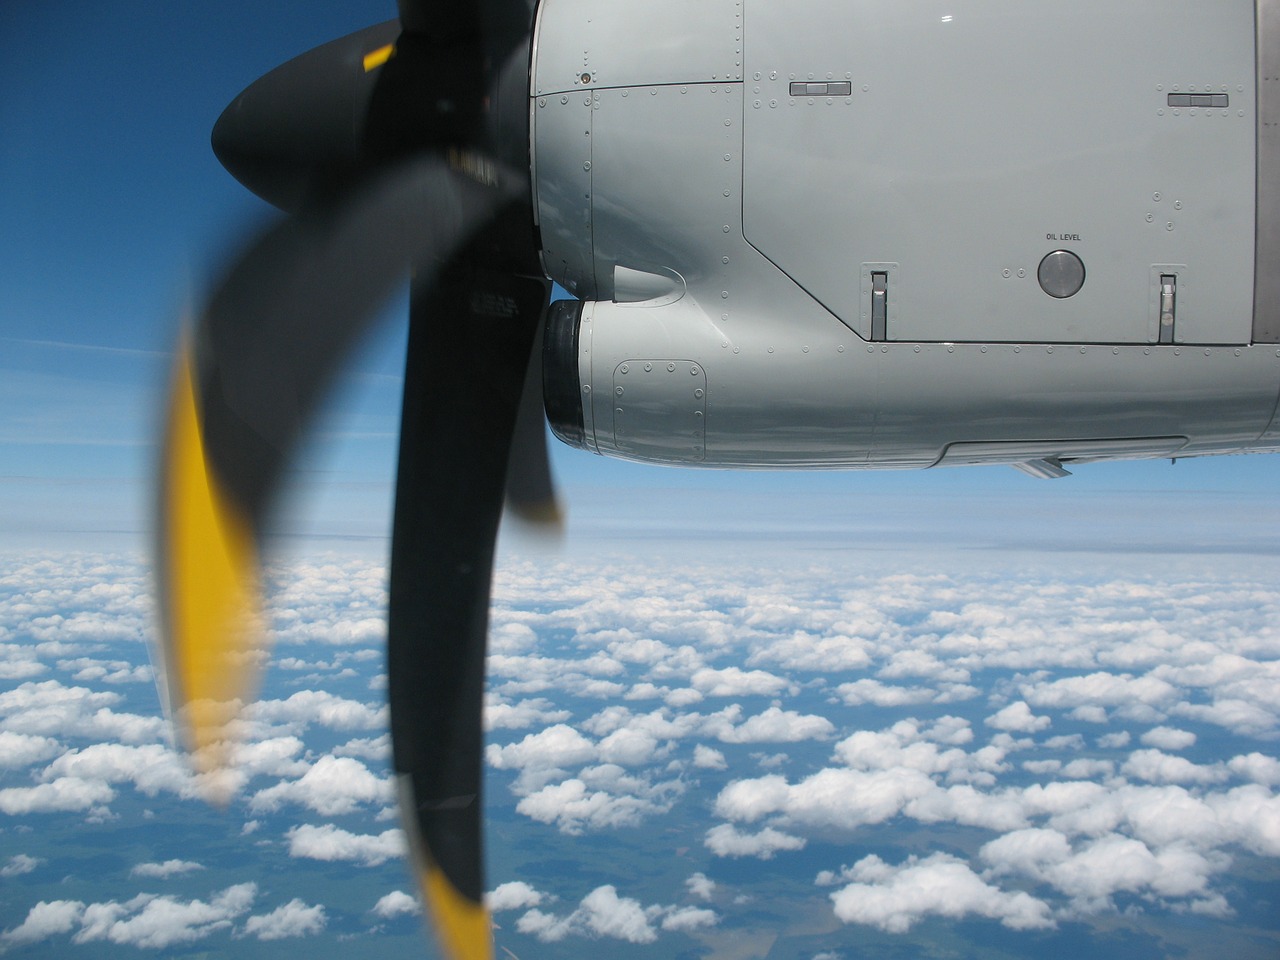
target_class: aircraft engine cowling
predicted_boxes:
[534,0,1280,471]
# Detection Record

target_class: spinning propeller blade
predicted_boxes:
[154,6,555,956]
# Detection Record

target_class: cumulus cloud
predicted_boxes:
[0,776,114,815]
[515,884,714,944]
[985,701,1051,734]
[487,882,544,912]
[131,860,204,879]
[70,883,258,949]
[2,900,86,946]
[704,823,806,859]
[250,756,392,816]
[286,824,405,867]
[241,899,326,940]
[823,854,1054,932]
[1140,726,1197,750]
[372,891,421,918]
[2,854,41,878]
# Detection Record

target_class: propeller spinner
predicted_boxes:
[154,5,554,957]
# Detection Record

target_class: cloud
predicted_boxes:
[1140,726,1197,750]
[247,690,387,732]
[823,854,1054,932]
[286,824,405,867]
[690,667,794,698]
[487,882,544,912]
[686,873,716,901]
[693,745,728,769]
[0,776,114,815]
[517,885,708,944]
[0,731,60,768]
[2,900,86,946]
[250,756,392,816]
[985,701,1051,734]
[704,824,806,859]
[72,883,258,949]
[131,860,204,879]
[241,899,326,940]
[1,854,41,878]
[514,771,682,834]
[372,891,421,918]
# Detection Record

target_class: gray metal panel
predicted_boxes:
[741,0,1256,345]
[532,91,595,298]
[532,0,742,95]
[1256,0,1280,342]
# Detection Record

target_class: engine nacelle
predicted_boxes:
[534,0,1280,470]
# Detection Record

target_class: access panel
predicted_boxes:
[742,0,1256,344]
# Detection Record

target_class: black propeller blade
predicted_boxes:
[154,7,557,958]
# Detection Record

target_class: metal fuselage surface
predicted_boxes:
[531,0,1280,471]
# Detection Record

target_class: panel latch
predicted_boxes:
[1159,274,1177,344]
[871,272,888,341]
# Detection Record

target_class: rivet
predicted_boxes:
[1017,269,1026,279]
[1002,269,1011,278]
[1174,200,1183,210]
[1147,213,1154,222]
[1080,347,1087,354]
[867,346,875,354]
[721,313,729,320]
[560,95,568,104]
[722,256,730,264]
[881,345,889,353]
[667,362,676,372]
[583,161,591,171]
[1235,349,1242,357]
[802,345,810,353]
[695,389,705,398]
[1167,222,1175,231]
[620,363,629,374]
[838,345,845,353]
[1047,346,1054,354]
[947,345,954,353]
[723,225,732,233]
[582,385,591,393]
[721,291,729,299]
[1144,348,1151,355]
[913,345,921,353]
[622,89,628,97]
[644,363,652,372]
[1112,347,1119,355]
[538,98,547,107]
[770,99,778,108]
[1175,348,1182,356]
[691,366,700,376]
[1014,345,1021,353]
[733,347,740,354]
[1204,348,1211,356]
[981,345,988,353]
[723,190,732,197]
[1153,192,1162,201]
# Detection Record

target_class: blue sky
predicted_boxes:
[3,0,1280,557]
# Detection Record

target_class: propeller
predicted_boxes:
[154,4,557,957]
